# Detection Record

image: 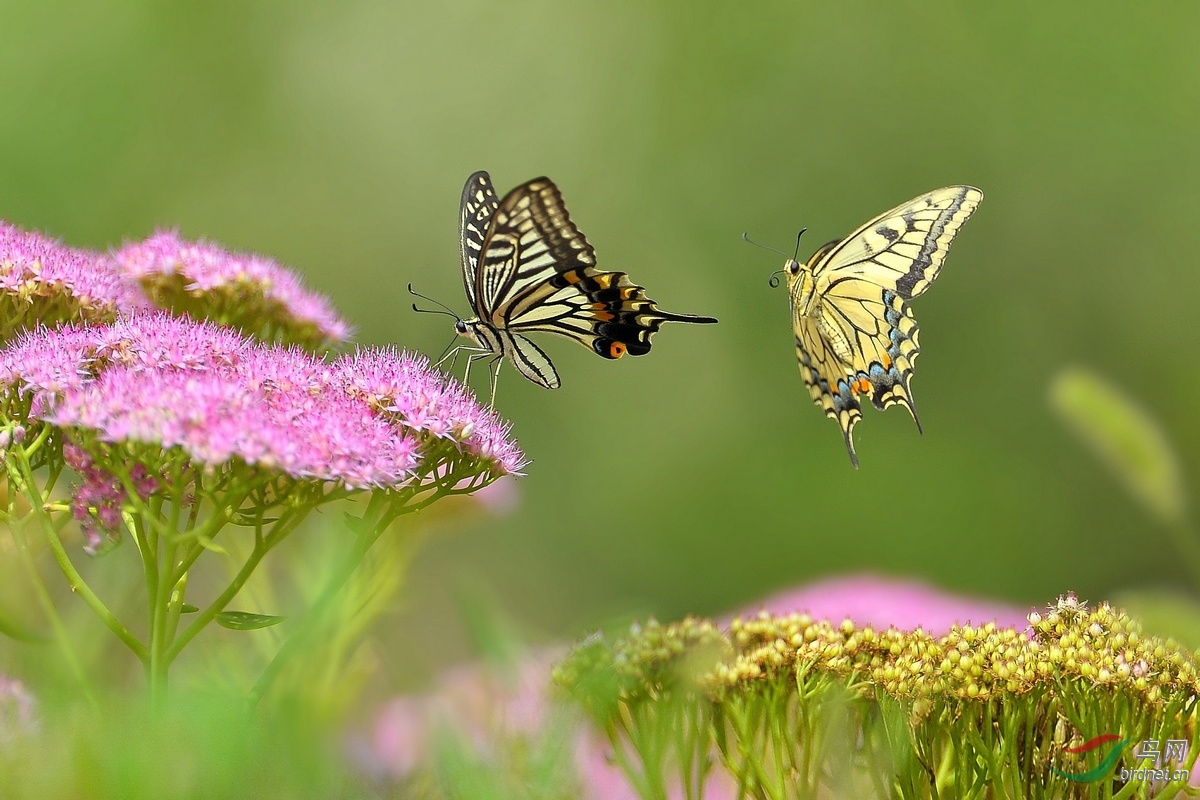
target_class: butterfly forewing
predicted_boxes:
[479,178,597,319]
[459,171,500,312]
[789,186,981,466]
[812,186,983,300]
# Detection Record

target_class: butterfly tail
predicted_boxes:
[841,422,861,469]
[648,310,719,325]
[867,291,924,434]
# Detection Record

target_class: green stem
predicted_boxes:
[9,451,145,660]
[4,509,98,707]
[164,514,281,664]
[245,506,388,707]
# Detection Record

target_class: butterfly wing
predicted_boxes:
[500,330,560,389]
[459,171,501,312]
[794,313,864,467]
[795,186,980,465]
[478,177,717,363]
[812,186,983,299]
[793,286,921,466]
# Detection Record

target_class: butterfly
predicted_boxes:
[413,171,717,403]
[764,186,982,467]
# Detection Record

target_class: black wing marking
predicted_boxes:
[459,171,500,313]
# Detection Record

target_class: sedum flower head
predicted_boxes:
[1,314,523,546]
[0,221,147,341]
[114,230,351,350]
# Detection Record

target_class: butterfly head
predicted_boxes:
[409,283,486,346]
[454,317,488,348]
[743,229,808,289]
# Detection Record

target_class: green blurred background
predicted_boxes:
[2,2,1197,690]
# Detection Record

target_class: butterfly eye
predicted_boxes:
[787,260,801,276]
[455,320,468,335]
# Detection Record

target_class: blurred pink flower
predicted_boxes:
[0,675,37,742]
[731,574,1030,635]
[471,476,521,516]
[360,574,1026,798]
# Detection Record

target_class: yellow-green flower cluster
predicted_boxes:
[698,594,1200,708]
[557,594,1200,800]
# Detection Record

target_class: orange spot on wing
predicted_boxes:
[609,342,627,358]
[595,274,613,288]
[881,354,892,369]
[564,271,581,284]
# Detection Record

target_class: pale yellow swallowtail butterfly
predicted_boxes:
[767,186,982,467]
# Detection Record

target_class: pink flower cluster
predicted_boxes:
[0,222,147,322]
[0,314,524,487]
[114,230,351,345]
[63,442,159,554]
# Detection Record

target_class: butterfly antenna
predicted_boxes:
[741,232,791,258]
[408,283,460,318]
[792,227,808,262]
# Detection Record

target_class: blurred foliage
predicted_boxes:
[1050,366,1186,527]
[0,694,362,800]
[2,0,1198,696]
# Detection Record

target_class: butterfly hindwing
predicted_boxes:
[795,314,864,467]
[502,330,560,390]
[506,267,714,359]
[787,186,981,465]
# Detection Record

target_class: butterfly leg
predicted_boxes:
[482,354,507,406]
[436,344,478,372]
[461,349,490,388]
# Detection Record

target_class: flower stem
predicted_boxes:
[245,506,387,708]
[4,508,98,708]
[8,449,145,660]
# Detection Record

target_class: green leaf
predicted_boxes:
[215,611,286,631]
[1050,366,1187,526]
